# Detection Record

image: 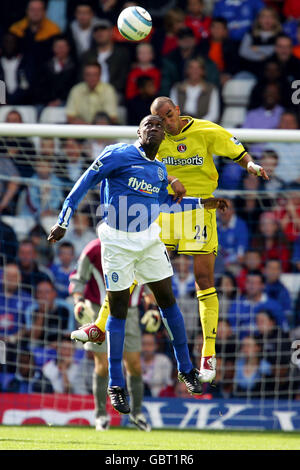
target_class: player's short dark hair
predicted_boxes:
[75,1,94,11]
[58,241,75,253]
[261,149,279,161]
[275,33,293,44]
[84,61,101,71]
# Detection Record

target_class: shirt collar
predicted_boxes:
[133,141,157,162]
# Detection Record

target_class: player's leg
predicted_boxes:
[106,288,131,414]
[147,276,202,395]
[194,252,218,383]
[92,351,110,431]
[123,307,151,431]
[94,280,138,332]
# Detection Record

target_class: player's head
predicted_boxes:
[150,97,182,135]
[137,115,164,147]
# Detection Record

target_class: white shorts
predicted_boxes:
[97,222,173,291]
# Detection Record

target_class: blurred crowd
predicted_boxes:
[0,0,300,400]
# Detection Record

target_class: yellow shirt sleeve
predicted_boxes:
[207,125,247,162]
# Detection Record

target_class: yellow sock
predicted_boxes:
[197,287,219,357]
[94,280,138,331]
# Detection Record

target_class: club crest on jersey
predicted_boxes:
[177,143,187,153]
[112,272,119,282]
[91,160,103,171]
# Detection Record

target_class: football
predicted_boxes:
[117,6,152,42]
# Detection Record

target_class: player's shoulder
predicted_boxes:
[190,118,224,132]
[82,238,101,257]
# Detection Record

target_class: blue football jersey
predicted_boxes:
[58,142,170,232]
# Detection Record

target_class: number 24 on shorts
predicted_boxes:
[194,224,207,240]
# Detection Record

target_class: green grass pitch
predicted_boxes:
[1,426,300,450]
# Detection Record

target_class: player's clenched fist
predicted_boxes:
[47,223,66,243]
[202,198,228,212]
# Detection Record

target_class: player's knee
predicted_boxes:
[195,272,214,291]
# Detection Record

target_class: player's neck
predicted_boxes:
[141,142,159,160]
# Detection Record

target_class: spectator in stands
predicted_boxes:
[236,250,262,294]
[264,259,292,324]
[35,35,77,107]
[242,82,284,131]
[198,17,240,85]
[263,112,300,185]
[139,0,177,29]
[238,7,281,76]
[216,272,239,317]
[125,43,161,101]
[141,333,174,397]
[19,156,64,218]
[228,270,287,339]
[259,150,286,193]
[89,112,115,160]
[251,211,291,272]
[255,309,291,369]
[283,0,300,19]
[292,289,300,327]
[242,83,285,158]
[0,218,18,266]
[1,110,36,179]
[233,335,272,398]
[217,199,249,271]
[169,57,220,122]
[0,32,36,105]
[216,317,237,361]
[29,223,54,267]
[25,279,73,347]
[17,239,53,294]
[66,62,118,124]
[156,8,186,57]
[0,263,32,343]
[63,211,96,259]
[50,242,75,299]
[273,186,300,244]
[59,138,89,184]
[267,34,300,84]
[126,76,158,126]
[9,0,61,65]
[210,356,235,399]
[6,341,53,393]
[66,2,100,60]
[81,20,131,98]
[0,139,20,216]
[184,0,211,43]
[235,173,263,234]
[212,0,264,42]
[247,60,292,110]
[42,336,88,394]
[160,26,220,96]
[292,22,300,60]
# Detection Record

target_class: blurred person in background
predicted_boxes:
[125,43,161,101]
[0,218,19,266]
[212,0,264,42]
[233,335,272,398]
[17,239,53,294]
[42,336,88,394]
[141,332,174,397]
[264,259,292,325]
[216,272,239,317]
[126,76,158,125]
[36,34,77,107]
[50,241,76,299]
[63,210,95,259]
[0,32,36,105]
[235,173,263,234]
[59,138,90,184]
[81,20,131,99]
[9,0,61,66]
[184,0,211,43]
[24,279,73,347]
[156,8,186,57]
[273,187,300,244]
[267,33,300,84]
[217,199,249,272]
[228,270,287,339]
[66,62,118,124]
[66,1,100,60]
[236,250,262,294]
[251,211,291,272]
[169,57,220,122]
[89,112,115,160]
[238,7,281,77]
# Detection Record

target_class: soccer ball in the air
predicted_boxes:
[117,6,152,41]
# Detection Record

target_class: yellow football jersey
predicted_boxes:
[157,117,247,197]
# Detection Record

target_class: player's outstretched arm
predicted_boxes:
[238,152,269,180]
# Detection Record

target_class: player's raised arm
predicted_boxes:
[237,152,269,180]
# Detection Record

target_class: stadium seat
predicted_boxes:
[220,106,247,128]
[39,106,67,124]
[222,78,257,106]
[0,105,37,123]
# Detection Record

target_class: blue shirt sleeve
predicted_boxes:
[58,146,119,228]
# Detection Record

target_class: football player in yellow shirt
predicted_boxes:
[150,96,269,384]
